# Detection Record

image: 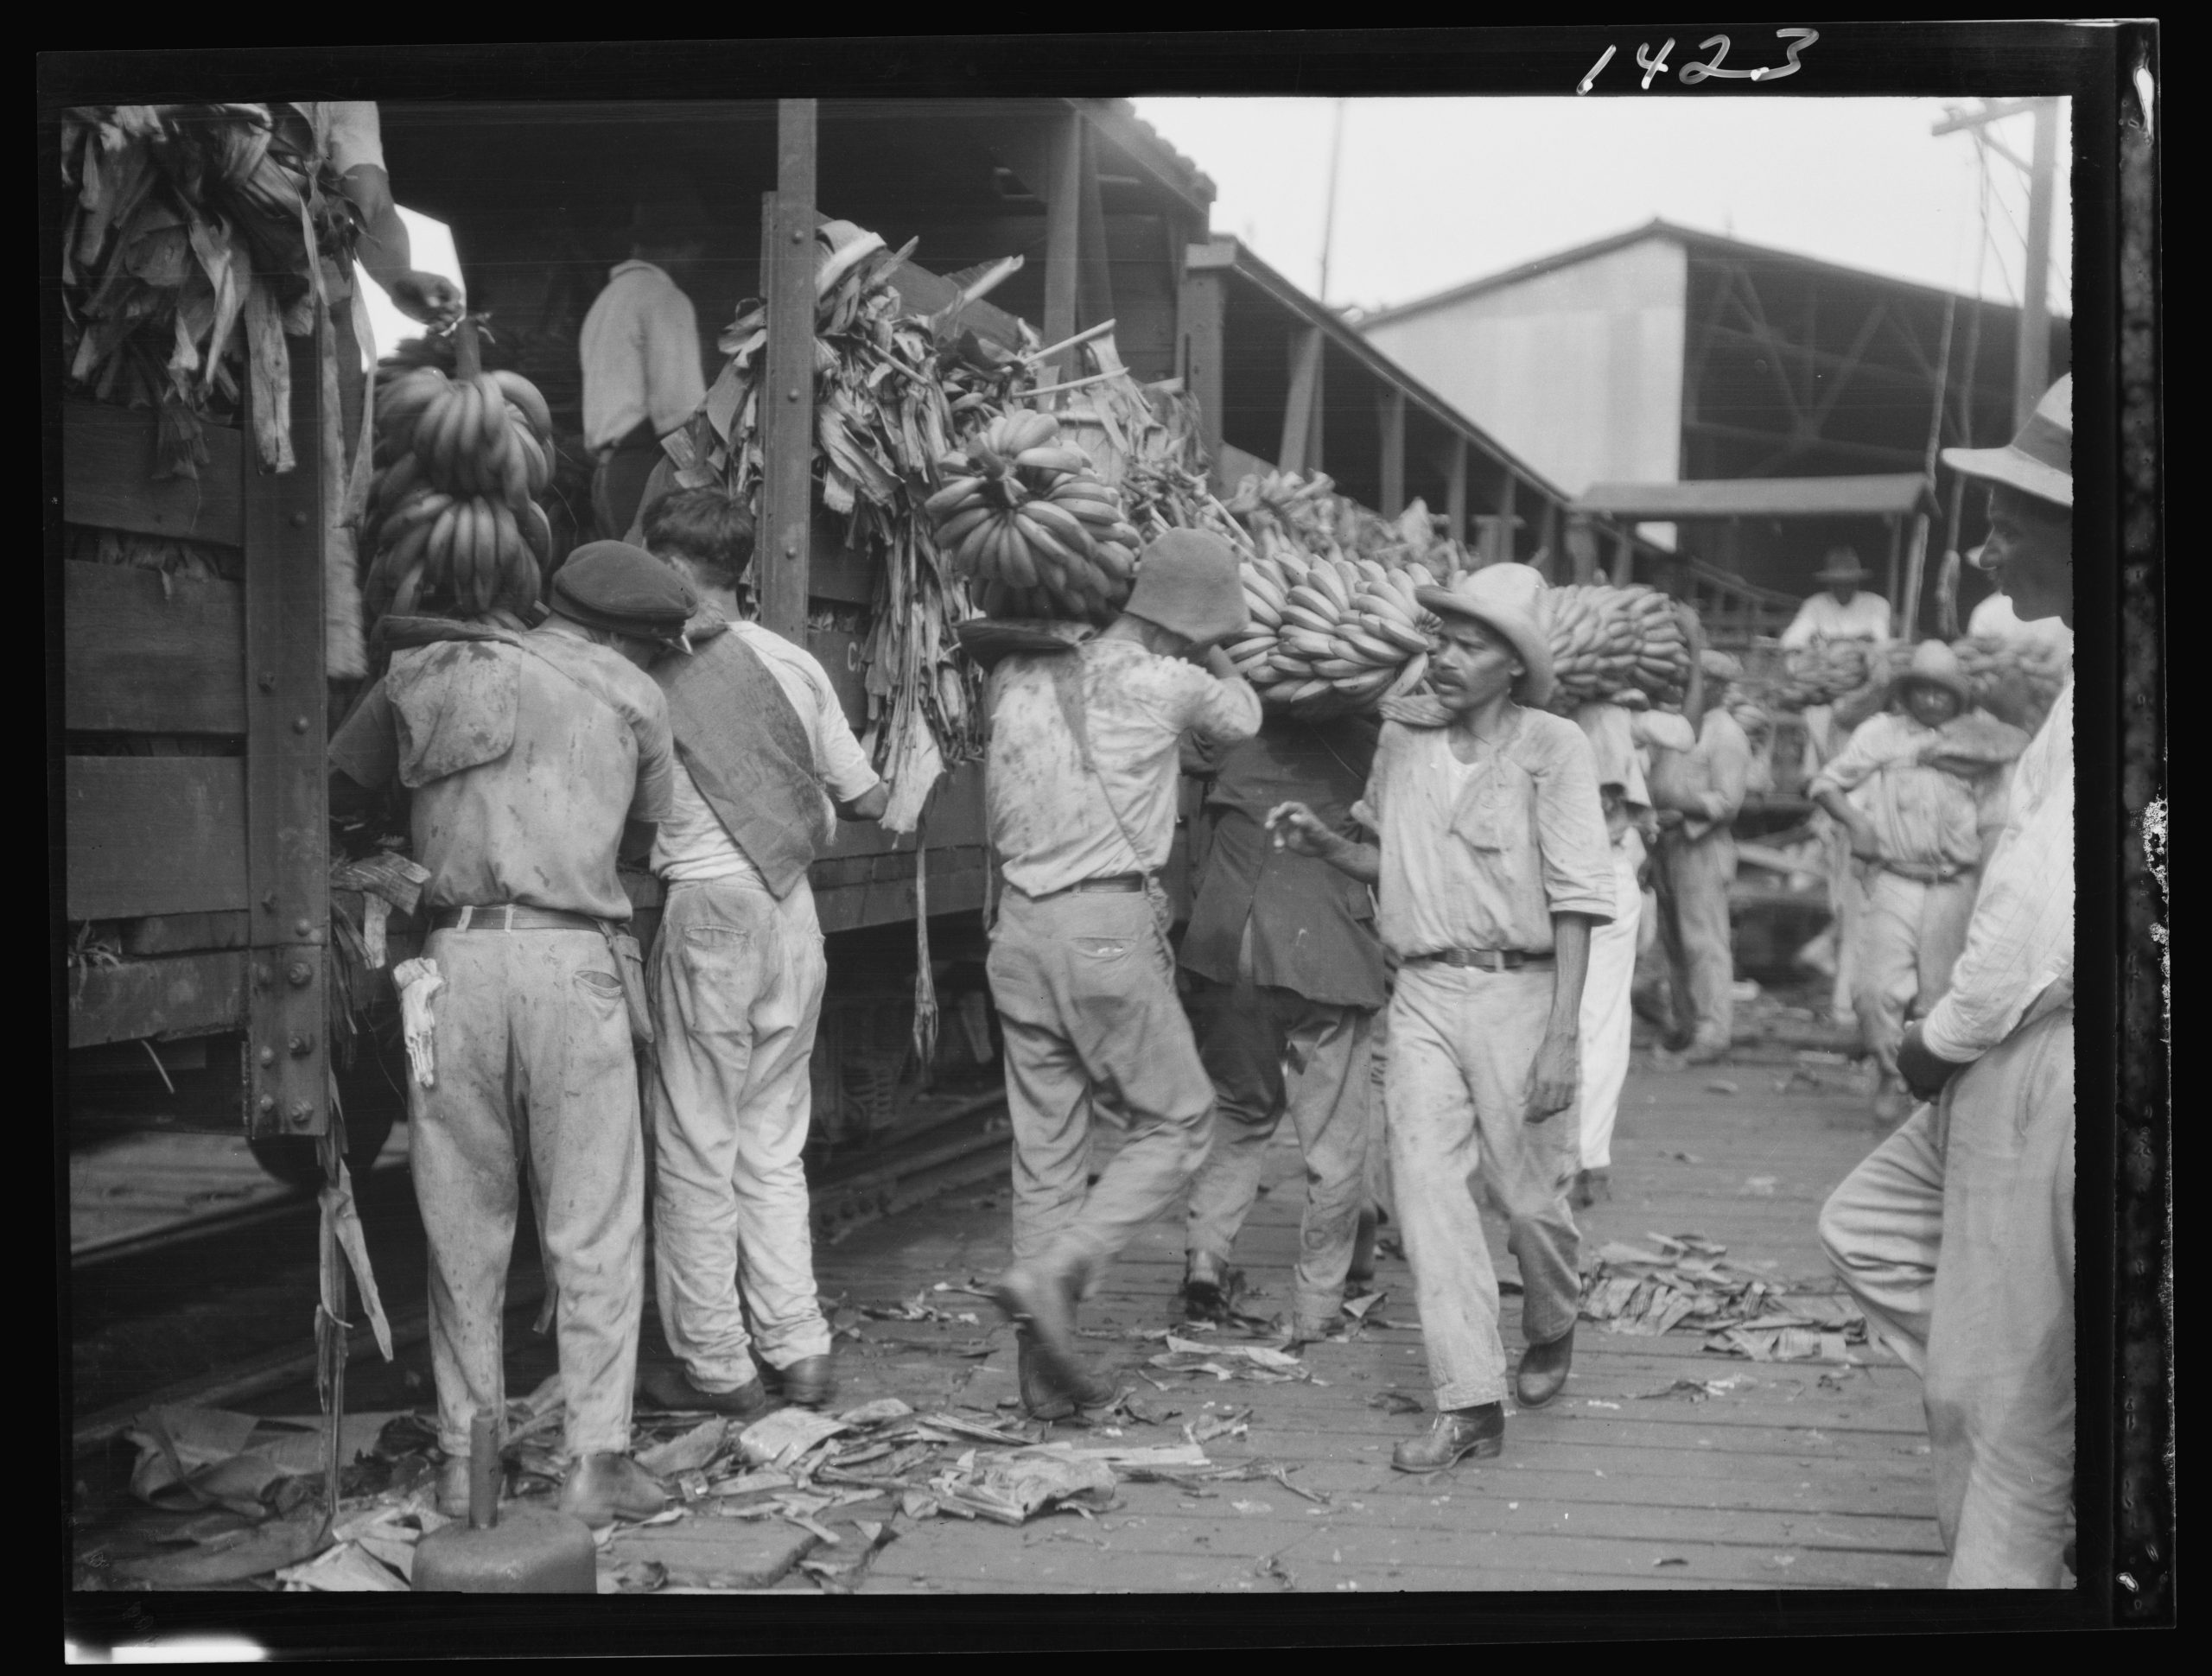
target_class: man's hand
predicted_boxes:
[837,780,891,823]
[1896,1021,1969,1103]
[1265,801,1335,859]
[387,271,465,325]
[1847,818,1884,863]
[1524,1028,1580,1122]
[1200,644,1239,680]
[1654,808,1685,830]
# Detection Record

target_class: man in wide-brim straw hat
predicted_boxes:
[1781,545,1894,651]
[1268,563,1616,1470]
[1819,373,2078,1588]
[1809,640,2028,1124]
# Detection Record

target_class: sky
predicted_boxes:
[1130,97,2072,321]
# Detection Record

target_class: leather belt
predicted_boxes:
[1876,859,1967,885]
[1406,947,1554,972]
[1026,872,1151,901]
[430,905,602,932]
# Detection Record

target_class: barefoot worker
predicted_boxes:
[1268,562,1614,1471]
[980,530,1262,1418]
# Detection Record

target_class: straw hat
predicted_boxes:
[1813,547,1870,585]
[1414,562,1555,708]
[1897,639,1971,705]
[1943,375,2072,511]
[1122,530,1248,647]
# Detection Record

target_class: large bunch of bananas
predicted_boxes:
[1949,633,2069,732]
[925,410,1147,624]
[1536,583,1692,711]
[362,365,556,620]
[1227,551,1439,719]
[1773,639,1884,710]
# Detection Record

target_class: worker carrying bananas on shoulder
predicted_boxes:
[327,543,696,1530]
[980,530,1262,1419]
[1174,708,1387,1347]
[632,489,890,1420]
[1808,640,2026,1126]
[1645,649,1754,1065]
[1267,562,1615,1473]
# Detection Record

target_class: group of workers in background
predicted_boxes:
[334,184,2080,1597]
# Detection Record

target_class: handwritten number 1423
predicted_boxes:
[1577,29,1819,94]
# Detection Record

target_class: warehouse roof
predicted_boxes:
[1576,473,1932,520]
[1356,219,2071,333]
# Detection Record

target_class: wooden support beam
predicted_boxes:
[1884,515,1904,619]
[1178,263,1227,480]
[2016,98,2059,428]
[1609,530,1636,587]
[1900,511,1931,641]
[1280,327,1323,478]
[1041,111,1083,370]
[1444,437,1467,544]
[1497,473,1518,563]
[1377,389,1406,517]
[759,98,818,644]
[1077,119,1113,333]
[242,333,327,1140]
[1538,501,1559,568]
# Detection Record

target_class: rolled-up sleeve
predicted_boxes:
[1172,667,1262,749]
[643,285,708,437]
[811,676,882,805]
[328,681,398,788]
[1533,721,1616,923]
[628,683,677,824]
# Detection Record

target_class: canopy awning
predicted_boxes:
[1575,473,1929,520]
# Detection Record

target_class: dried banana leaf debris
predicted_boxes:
[1147,1336,1311,1384]
[926,1444,1119,1526]
[1577,1235,1796,1338]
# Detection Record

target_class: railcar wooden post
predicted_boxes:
[760,98,819,644]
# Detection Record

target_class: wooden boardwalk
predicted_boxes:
[754,1044,1947,1593]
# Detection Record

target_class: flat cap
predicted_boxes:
[551,541,698,641]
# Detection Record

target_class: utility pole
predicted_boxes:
[1316,98,1348,308]
[1933,97,2062,429]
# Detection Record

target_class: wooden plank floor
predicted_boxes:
[780,1044,1945,1594]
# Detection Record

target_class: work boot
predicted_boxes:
[1180,1256,1234,1323]
[766,1355,836,1410]
[1390,1404,1505,1472]
[1017,1329,1116,1420]
[1515,1326,1575,1409]
[1681,1031,1731,1066]
[1287,1311,1344,1349]
[635,1362,772,1421]
[558,1452,669,1530]
[435,1454,474,1520]
[1572,1168,1611,1209]
[992,1262,1090,1400]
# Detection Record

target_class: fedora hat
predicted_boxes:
[1414,562,1555,708]
[1942,374,2072,511]
[1813,547,1870,584]
[1897,638,1971,705]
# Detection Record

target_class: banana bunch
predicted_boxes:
[362,365,557,620]
[1536,583,1691,711]
[1774,639,1882,710]
[1227,550,1439,719]
[1950,633,2069,730]
[926,409,1147,625]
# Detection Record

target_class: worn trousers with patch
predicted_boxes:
[1663,828,1737,1048]
[646,879,833,1390]
[1573,841,1643,1171]
[988,886,1215,1292]
[1386,962,1580,1411]
[410,928,645,1459]
[1816,1007,2075,1587]
[1849,867,1977,1084]
[1183,977,1376,1333]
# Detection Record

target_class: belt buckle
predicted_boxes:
[1481,949,1506,972]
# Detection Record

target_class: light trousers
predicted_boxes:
[646,879,833,1390]
[410,927,645,1459]
[1386,962,1580,1411]
[1662,828,1737,1048]
[1184,977,1376,1334]
[1573,840,1643,1171]
[1849,867,1978,1083]
[988,886,1215,1292]
[1817,1006,2075,1588]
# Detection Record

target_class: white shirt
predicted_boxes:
[1968,592,2075,655]
[986,639,1260,898]
[1918,679,2073,1061]
[1780,591,1893,650]
[650,622,881,888]
[301,102,385,176]
[579,261,708,453]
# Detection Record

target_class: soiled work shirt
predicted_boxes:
[1363,707,1615,961]
[1780,591,1894,649]
[1179,714,1388,1011]
[986,638,1260,898]
[1808,711,2014,873]
[580,260,708,454]
[330,627,675,922]
[1919,680,2074,1062]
